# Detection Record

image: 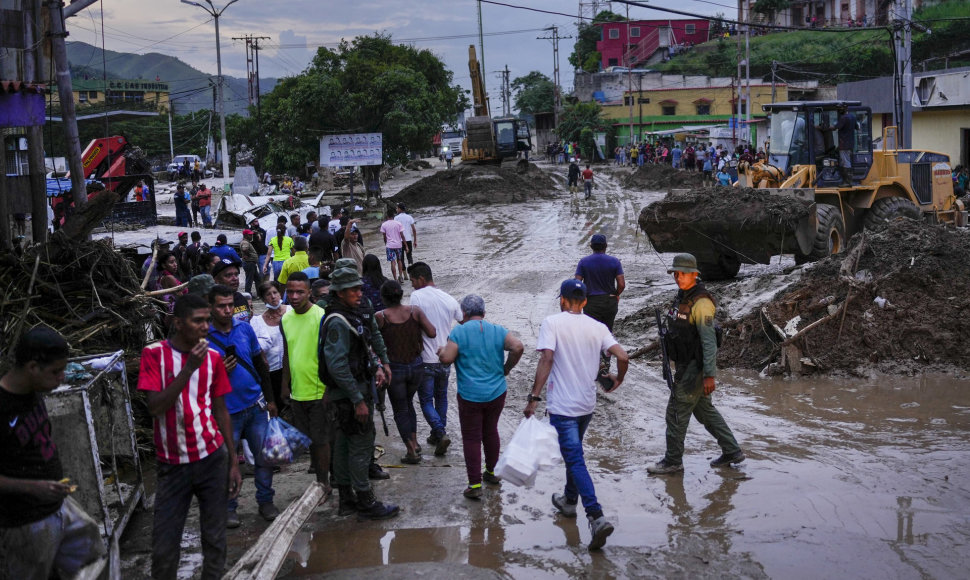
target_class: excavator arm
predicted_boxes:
[468,45,488,118]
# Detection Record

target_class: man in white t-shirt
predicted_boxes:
[407,262,462,456]
[379,210,407,282]
[327,208,344,235]
[394,203,417,267]
[525,279,629,552]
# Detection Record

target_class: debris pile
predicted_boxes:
[719,219,970,375]
[623,163,705,191]
[638,187,812,265]
[393,162,557,206]
[0,235,161,369]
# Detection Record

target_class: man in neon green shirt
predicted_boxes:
[278,236,309,285]
[280,272,330,492]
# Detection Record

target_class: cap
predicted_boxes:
[151,238,172,248]
[666,253,700,274]
[242,229,253,235]
[591,234,607,246]
[330,267,363,291]
[177,231,188,238]
[333,258,358,271]
[186,274,215,297]
[559,279,587,300]
[211,257,241,278]
[216,234,227,245]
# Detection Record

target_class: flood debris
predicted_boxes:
[719,218,970,375]
[622,163,705,190]
[392,162,556,206]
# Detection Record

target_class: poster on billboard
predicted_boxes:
[319,133,383,167]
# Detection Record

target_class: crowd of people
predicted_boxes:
[612,140,766,186]
[1,181,749,577]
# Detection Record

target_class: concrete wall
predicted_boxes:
[913,110,970,162]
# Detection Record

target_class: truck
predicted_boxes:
[640,100,962,280]
[439,125,465,159]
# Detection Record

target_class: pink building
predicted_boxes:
[596,20,711,70]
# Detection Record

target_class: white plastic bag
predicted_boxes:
[495,417,563,487]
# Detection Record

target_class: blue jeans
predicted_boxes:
[549,413,602,519]
[228,405,274,510]
[419,363,450,439]
[200,205,211,226]
[388,357,424,445]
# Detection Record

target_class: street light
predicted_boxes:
[181,0,240,185]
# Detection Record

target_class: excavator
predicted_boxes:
[641,100,962,280]
[79,135,154,197]
[461,45,532,169]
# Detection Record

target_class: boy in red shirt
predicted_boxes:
[581,165,594,200]
[138,294,240,579]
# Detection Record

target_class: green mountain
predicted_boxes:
[66,41,278,116]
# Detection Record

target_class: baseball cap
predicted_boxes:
[559,279,587,300]
[177,231,188,238]
[591,234,607,246]
[211,257,241,277]
[242,229,253,235]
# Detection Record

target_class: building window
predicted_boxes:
[624,96,633,106]
[630,27,641,37]
[4,135,29,176]
[609,28,620,39]
[78,92,88,103]
[685,24,696,35]
[608,58,619,67]
[662,105,676,116]
[696,104,710,115]
[89,91,98,99]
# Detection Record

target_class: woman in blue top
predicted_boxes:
[438,295,524,499]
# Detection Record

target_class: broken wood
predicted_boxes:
[781,297,852,347]
[628,340,660,360]
[140,245,159,290]
[143,281,189,297]
[223,482,327,580]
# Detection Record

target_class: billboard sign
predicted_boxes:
[320,133,383,167]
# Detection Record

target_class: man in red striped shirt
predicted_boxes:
[138,293,241,580]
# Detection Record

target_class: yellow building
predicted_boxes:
[602,83,789,143]
[51,78,170,112]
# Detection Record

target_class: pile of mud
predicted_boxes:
[623,163,705,191]
[392,162,557,206]
[638,187,811,262]
[720,219,970,375]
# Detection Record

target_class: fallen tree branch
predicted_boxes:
[781,297,852,347]
[142,281,189,297]
[629,340,659,360]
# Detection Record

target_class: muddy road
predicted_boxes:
[272,162,970,579]
[123,160,970,579]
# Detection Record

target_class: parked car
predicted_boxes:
[167,154,213,180]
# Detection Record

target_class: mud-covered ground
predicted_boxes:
[119,159,970,579]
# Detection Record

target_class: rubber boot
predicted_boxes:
[337,485,358,517]
[355,489,400,521]
[839,167,853,187]
[369,457,390,480]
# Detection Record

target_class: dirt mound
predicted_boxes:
[623,164,705,191]
[719,219,970,375]
[392,162,557,206]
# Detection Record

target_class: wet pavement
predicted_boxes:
[273,162,970,578]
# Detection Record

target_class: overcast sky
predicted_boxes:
[67,0,720,104]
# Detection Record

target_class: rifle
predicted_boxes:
[655,308,674,390]
[375,383,390,437]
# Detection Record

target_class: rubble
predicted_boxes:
[392,162,557,206]
[718,219,970,375]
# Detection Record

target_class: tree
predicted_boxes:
[257,34,469,182]
[557,101,611,162]
[569,10,626,74]
[753,0,789,23]
[511,71,555,115]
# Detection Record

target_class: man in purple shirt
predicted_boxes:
[574,233,625,332]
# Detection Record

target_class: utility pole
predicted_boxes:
[182,0,239,185]
[538,26,571,131]
[232,34,270,107]
[896,0,913,148]
[478,0,486,99]
[48,0,92,208]
[626,5,633,145]
[771,60,777,103]
[504,65,511,116]
[745,20,751,143]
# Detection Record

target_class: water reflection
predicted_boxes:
[661,473,743,553]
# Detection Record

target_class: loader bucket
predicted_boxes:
[639,187,816,269]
